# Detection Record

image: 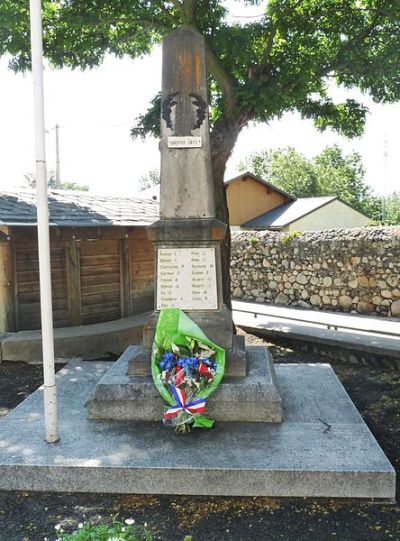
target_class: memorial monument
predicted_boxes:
[139,25,244,368]
[0,26,394,503]
[88,26,283,422]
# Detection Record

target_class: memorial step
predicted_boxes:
[87,345,283,423]
[0,360,394,499]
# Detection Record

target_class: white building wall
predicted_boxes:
[286,199,369,232]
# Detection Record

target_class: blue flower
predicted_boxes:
[177,356,200,377]
[201,357,217,370]
[159,352,176,371]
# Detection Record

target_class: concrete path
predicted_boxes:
[233,300,400,359]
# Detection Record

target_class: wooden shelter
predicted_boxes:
[0,190,159,332]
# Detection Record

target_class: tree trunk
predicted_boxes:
[210,115,247,309]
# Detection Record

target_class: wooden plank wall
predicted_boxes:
[10,227,155,331]
[129,229,155,314]
[0,240,16,332]
[80,239,121,325]
[14,239,69,330]
[226,176,291,225]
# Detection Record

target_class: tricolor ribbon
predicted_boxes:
[164,386,207,420]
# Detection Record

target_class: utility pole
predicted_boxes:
[382,136,388,223]
[55,124,61,189]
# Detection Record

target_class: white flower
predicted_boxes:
[125,518,135,525]
[121,526,126,532]
[144,522,148,527]
[78,523,84,529]
[54,524,61,531]
[106,537,119,541]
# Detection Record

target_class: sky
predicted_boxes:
[0,1,399,197]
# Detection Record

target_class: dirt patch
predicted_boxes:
[0,333,399,541]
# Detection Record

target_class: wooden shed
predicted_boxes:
[0,190,159,332]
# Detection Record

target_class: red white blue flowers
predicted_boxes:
[151,308,225,432]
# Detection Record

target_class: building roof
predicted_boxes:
[0,190,160,227]
[139,184,160,201]
[224,171,295,201]
[243,196,337,228]
[139,172,296,203]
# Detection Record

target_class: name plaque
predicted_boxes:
[168,136,202,148]
[157,247,218,310]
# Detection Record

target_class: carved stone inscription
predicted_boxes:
[157,247,218,310]
[168,136,202,148]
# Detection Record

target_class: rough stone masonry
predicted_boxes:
[230,227,400,317]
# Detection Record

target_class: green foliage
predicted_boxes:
[240,147,319,198]
[383,192,400,225]
[24,170,89,191]
[2,1,400,150]
[56,181,89,191]
[53,519,152,541]
[131,93,161,141]
[281,230,302,245]
[241,144,382,218]
[138,169,160,191]
[249,235,259,246]
[366,192,400,225]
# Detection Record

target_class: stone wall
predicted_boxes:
[230,227,400,317]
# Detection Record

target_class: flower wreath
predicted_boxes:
[151,308,225,432]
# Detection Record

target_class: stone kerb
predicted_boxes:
[230,226,400,317]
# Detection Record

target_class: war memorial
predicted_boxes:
[0,27,395,500]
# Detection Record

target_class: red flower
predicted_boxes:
[199,362,213,379]
[175,367,185,386]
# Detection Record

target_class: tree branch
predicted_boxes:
[205,42,238,118]
[262,25,276,67]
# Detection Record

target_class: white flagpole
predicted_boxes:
[29,0,59,443]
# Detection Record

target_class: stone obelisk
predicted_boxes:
[90,28,282,423]
[141,26,245,371]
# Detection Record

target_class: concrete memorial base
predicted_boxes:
[87,345,282,422]
[0,359,395,499]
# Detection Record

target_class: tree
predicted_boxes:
[24,170,89,191]
[3,0,400,301]
[240,147,319,198]
[313,146,371,211]
[381,192,400,225]
[241,144,379,216]
[138,169,160,192]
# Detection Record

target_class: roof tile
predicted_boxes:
[0,190,159,227]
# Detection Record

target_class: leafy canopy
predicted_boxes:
[2,0,400,145]
[240,144,394,221]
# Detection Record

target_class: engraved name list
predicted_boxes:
[157,248,218,310]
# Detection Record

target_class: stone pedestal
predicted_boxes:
[87,346,282,423]
[140,218,246,374]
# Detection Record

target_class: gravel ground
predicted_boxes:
[0,331,399,541]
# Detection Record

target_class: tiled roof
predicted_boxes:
[243,197,337,228]
[0,190,160,227]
